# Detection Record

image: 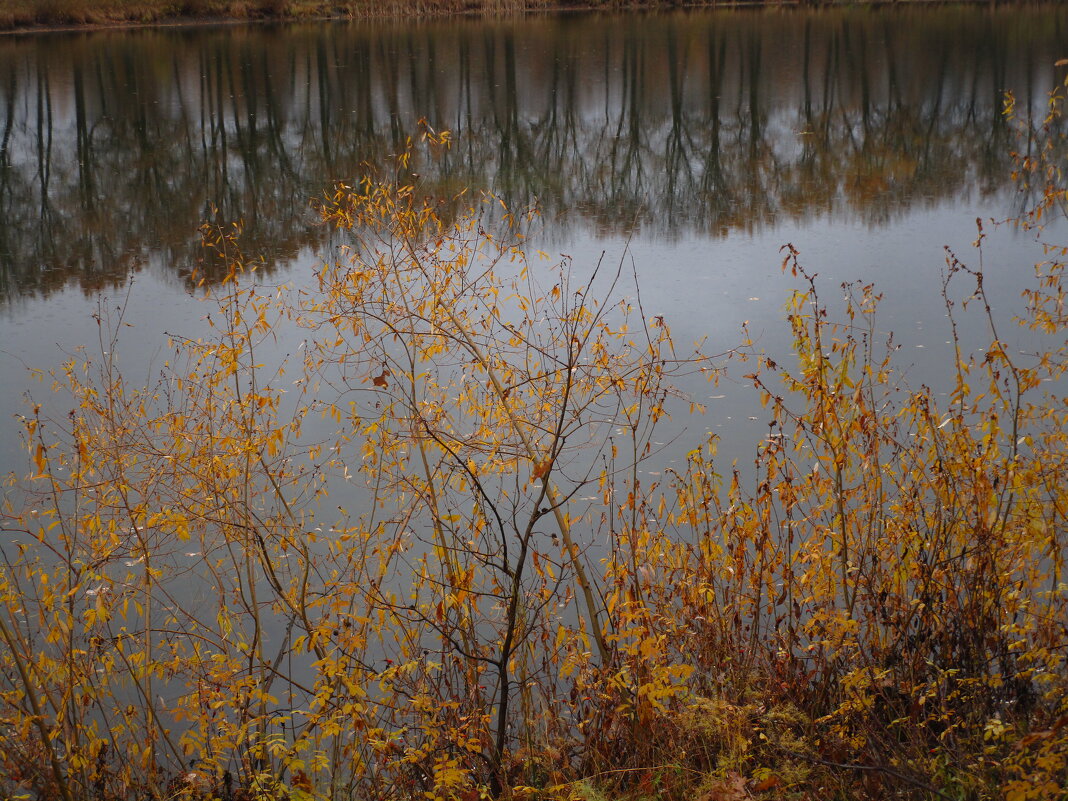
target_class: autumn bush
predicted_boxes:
[2,93,1066,801]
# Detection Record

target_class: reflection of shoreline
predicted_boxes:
[0,5,1064,300]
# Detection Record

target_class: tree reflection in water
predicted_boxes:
[0,5,1065,299]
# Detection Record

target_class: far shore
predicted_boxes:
[0,0,1019,36]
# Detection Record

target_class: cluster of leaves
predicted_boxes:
[1,96,1066,801]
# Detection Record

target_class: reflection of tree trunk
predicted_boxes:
[317,37,334,165]
[0,66,13,293]
[981,21,1008,176]
[919,49,949,169]
[35,62,53,231]
[855,26,872,136]
[1023,37,1035,124]
[171,49,199,184]
[262,50,290,169]
[965,28,986,126]
[665,26,693,213]
[503,31,527,182]
[357,41,375,138]
[819,28,837,143]
[561,40,578,153]
[237,52,263,223]
[882,20,901,113]
[125,50,156,194]
[95,48,114,122]
[483,30,508,171]
[74,64,95,209]
[212,46,231,197]
[838,24,862,155]
[457,36,475,170]
[504,31,518,131]
[700,28,728,224]
[802,18,813,125]
[483,28,526,192]
[746,30,762,151]
[601,23,648,225]
[537,39,564,186]
[0,68,13,170]
[197,49,210,161]
[624,25,645,193]
[406,31,443,128]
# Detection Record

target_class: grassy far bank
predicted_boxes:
[0,0,1032,33]
[0,0,776,34]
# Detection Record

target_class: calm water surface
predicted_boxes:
[2,4,1067,480]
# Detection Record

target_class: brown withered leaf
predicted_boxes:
[290,771,313,792]
[372,369,390,388]
[751,774,782,793]
[699,771,752,801]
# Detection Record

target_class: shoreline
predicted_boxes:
[0,0,1025,36]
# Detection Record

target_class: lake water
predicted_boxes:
[2,5,1068,789]
[2,4,1067,487]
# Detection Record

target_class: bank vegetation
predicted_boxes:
[0,0,1033,35]
[1,76,1066,801]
